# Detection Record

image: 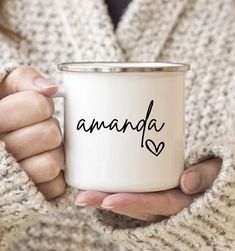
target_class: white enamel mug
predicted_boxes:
[57,62,190,193]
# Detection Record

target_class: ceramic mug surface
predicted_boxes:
[58,62,189,192]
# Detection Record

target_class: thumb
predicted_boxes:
[180,158,222,194]
[0,66,58,98]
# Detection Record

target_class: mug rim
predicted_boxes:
[57,61,190,73]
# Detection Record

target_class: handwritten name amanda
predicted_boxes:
[76,100,165,157]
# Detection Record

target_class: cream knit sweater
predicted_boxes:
[0,0,235,250]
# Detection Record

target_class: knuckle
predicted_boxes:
[13,66,35,78]
[33,92,54,120]
[43,153,61,180]
[38,173,65,200]
[46,118,62,147]
[51,117,60,128]
[53,173,66,197]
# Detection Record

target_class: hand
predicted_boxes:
[75,158,222,221]
[0,66,65,199]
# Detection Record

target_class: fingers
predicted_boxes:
[74,158,221,219]
[75,190,111,206]
[180,158,222,194]
[100,190,195,216]
[0,91,54,133]
[76,192,149,220]
[37,172,66,200]
[19,146,64,184]
[18,137,65,201]
[0,66,58,99]
[75,189,195,216]
[3,117,62,161]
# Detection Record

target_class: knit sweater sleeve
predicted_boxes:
[0,65,62,250]
[90,140,235,251]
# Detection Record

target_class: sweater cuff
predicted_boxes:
[90,140,235,251]
[0,141,56,217]
[0,140,55,248]
[0,63,18,83]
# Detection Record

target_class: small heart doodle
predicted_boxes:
[145,139,165,157]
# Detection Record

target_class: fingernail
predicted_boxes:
[74,201,88,207]
[101,200,116,209]
[34,77,58,89]
[75,202,88,207]
[101,203,115,209]
[74,197,88,207]
[181,171,202,193]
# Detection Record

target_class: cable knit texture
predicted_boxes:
[0,0,235,250]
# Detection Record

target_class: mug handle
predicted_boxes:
[51,87,65,143]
